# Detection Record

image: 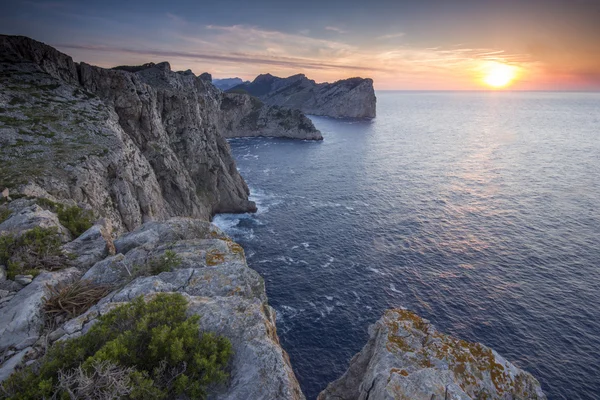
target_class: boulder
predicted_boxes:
[62,219,115,270]
[319,309,546,400]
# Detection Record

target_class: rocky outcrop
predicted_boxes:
[0,198,304,399]
[219,93,322,140]
[230,73,377,119]
[319,309,546,400]
[1,36,321,234]
[213,77,248,91]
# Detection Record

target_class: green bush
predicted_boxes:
[1,293,232,400]
[0,206,11,223]
[36,198,94,237]
[0,227,67,279]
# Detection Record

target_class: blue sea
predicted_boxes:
[213,91,600,400]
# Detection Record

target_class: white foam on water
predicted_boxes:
[390,283,401,293]
[301,242,310,248]
[368,267,387,276]
[325,296,333,301]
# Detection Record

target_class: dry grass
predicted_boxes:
[43,279,112,328]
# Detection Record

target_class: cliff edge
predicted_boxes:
[229,73,377,119]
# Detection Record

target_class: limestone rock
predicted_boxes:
[0,267,81,353]
[219,93,323,140]
[0,347,31,383]
[62,219,115,270]
[63,219,304,399]
[0,35,256,233]
[319,309,546,400]
[13,275,33,285]
[0,201,71,241]
[230,73,376,119]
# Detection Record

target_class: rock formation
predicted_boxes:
[0,36,320,232]
[319,309,546,400]
[219,93,322,140]
[0,200,304,399]
[229,73,377,119]
[213,77,248,91]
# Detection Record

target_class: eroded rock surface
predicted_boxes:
[319,309,546,400]
[230,73,377,119]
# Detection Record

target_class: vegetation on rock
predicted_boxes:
[43,279,112,329]
[36,198,94,237]
[0,206,11,223]
[1,293,232,399]
[0,226,68,279]
[127,250,183,280]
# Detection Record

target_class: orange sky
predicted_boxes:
[3,0,599,90]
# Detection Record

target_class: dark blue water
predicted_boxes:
[213,91,600,400]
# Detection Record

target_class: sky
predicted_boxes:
[2,0,600,90]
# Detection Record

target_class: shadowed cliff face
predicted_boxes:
[229,73,377,119]
[0,35,261,232]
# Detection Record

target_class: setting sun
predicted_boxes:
[483,62,518,88]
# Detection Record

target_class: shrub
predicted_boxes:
[0,206,11,223]
[36,198,94,237]
[2,293,232,399]
[0,227,67,279]
[43,280,112,329]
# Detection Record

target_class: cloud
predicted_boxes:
[55,43,389,72]
[377,32,405,40]
[325,26,348,34]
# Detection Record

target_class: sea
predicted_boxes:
[213,91,600,400]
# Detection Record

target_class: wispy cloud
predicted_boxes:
[325,26,347,34]
[377,32,405,40]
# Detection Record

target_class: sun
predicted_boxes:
[482,62,518,88]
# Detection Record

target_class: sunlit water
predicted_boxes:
[213,91,600,400]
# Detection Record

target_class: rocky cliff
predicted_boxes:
[213,77,248,91]
[0,36,320,233]
[319,309,546,400]
[219,93,322,140]
[0,200,304,399]
[229,73,377,119]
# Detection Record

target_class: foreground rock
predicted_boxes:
[0,215,305,399]
[230,73,377,119]
[319,309,546,400]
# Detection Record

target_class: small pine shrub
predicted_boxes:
[1,293,232,399]
[35,198,94,238]
[0,227,67,279]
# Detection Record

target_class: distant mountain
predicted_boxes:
[228,73,376,119]
[212,77,248,91]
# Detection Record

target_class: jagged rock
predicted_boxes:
[319,309,546,400]
[199,72,212,82]
[0,35,256,232]
[61,218,304,399]
[0,265,6,281]
[0,267,81,353]
[1,188,8,199]
[230,73,376,118]
[0,201,71,241]
[219,93,323,140]
[62,219,115,270]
